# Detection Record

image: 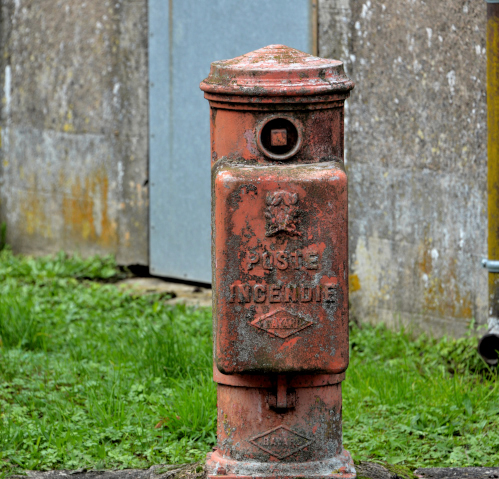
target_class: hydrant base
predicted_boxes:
[206,449,356,479]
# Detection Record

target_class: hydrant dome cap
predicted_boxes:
[200,44,354,97]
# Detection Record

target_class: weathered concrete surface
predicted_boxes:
[13,463,499,479]
[0,0,148,264]
[318,0,351,64]
[319,0,488,336]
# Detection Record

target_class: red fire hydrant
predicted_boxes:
[200,45,355,479]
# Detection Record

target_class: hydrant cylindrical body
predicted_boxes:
[201,45,355,479]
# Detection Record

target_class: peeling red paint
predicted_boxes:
[201,45,355,478]
[278,337,300,352]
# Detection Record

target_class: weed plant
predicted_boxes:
[0,248,497,476]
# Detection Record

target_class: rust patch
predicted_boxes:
[418,241,473,320]
[62,169,117,248]
[349,274,361,293]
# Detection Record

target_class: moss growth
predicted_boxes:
[384,463,417,479]
[354,461,417,479]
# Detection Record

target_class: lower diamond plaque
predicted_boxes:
[249,425,313,459]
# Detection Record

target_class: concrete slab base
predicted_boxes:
[205,449,356,479]
[10,462,499,479]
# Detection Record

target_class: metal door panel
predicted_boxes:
[149,0,315,282]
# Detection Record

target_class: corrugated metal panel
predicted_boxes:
[149,0,315,283]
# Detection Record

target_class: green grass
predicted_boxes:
[344,324,499,469]
[0,248,497,476]
[0,249,215,476]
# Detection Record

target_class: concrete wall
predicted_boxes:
[0,0,489,335]
[319,0,488,336]
[0,0,149,265]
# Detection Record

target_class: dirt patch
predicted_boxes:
[117,277,212,308]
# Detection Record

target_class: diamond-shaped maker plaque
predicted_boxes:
[249,425,313,459]
[251,309,313,338]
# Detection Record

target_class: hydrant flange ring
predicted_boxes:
[256,115,303,160]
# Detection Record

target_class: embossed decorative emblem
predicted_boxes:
[265,191,300,237]
[251,309,313,338]
[249,425,313,459]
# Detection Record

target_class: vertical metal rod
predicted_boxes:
[310,0,318,56]
[487,0,499,321]
[276,375,287,409]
